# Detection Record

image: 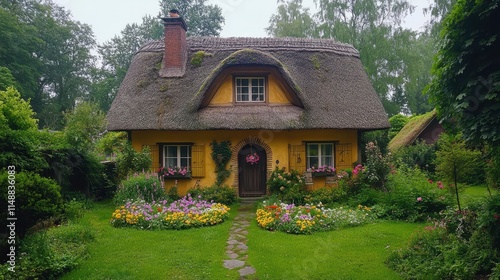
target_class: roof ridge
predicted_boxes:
[138,37,359,57]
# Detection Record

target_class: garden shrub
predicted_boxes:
[435,134,486,186]
[359,142,392,191]
[116,143,152,180]
[388,114,409,139]
[393,140,436,174]
[188,184,238,205]
[0,224,94,280]
[379,167,452,222]
[0,171,64,238]
[267,166,306,204]
[387,204,499,279]
[113,172,167,204]
[486,145,500,190]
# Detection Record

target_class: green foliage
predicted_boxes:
[64,102,106,153]
[0,87,38,130]
[267,166,306,204]
[388,114,409,139]
[116,143,152,180]
[486,145,500,190]
[95,132,127,158]
[210,140,232,186]
[362,142,392,190]
[0,67,18,92]
[190,51,207,67]
[361,130,390,156]
[387,204,500,279]
[0,224,94,280]
[435,134,486,185]
[393,140,437,173]
[427,0,500,145]
[113,172,167,204]
[188,185,238,205]
[268,0,434,116]
[0,171,63,237]
[378,167,452,222]
[303,187,347,205]
[159,0,224,36]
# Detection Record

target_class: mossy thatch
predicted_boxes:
[388,110,437,152]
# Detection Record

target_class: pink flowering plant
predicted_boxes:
[267,166,306,204]
[159,166,190,177]
[110,194,230,230]
[246,153,260,165]
[307,165,336,174]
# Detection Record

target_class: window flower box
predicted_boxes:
[307,165,336,177]
[158,166,191,179]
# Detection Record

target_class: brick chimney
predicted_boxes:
[160,11,187,77]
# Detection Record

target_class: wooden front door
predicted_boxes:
[238,144,267,197]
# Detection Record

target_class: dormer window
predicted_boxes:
[235,77,265,102]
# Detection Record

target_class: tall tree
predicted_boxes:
[427,0,500,145]
[159,0,224,37]
[93,1,225,111]
[1,0,97,129]
[267,0,437,116]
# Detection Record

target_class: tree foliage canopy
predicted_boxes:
[427,0,500,145]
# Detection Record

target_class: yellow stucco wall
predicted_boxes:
[208,74,291,106]
[132,129,358,195]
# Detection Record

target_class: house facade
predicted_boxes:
[107,16,389,197]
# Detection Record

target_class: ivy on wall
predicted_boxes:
[210,140,232,186]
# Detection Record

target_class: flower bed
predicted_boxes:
[256,201,374,234]
[110,194,230,230]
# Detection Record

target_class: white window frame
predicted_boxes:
[306,143,334,168]
[235,77,265,102]
[162,145,191,170]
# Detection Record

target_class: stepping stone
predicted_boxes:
[223,259,245,269]
[239,266,256,276]
[237,243,248,250]
[227,252,238,259]
[227,239,239,245]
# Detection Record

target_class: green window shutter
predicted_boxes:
[191,145,205,177]
[289,144,306,173]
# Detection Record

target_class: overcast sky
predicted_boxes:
[53,0,430,44]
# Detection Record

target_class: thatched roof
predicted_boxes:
[388,110,437,152]
[107,37,389,131]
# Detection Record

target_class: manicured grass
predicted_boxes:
[62,201,239,280]
[247,220,422,280]
[63,201,423,279]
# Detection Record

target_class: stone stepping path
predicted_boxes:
[224,201,258,279]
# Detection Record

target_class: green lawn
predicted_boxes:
[63,202,423,280]
[247,221,421,280]
[461,185,496,207]
[62,201,239,280]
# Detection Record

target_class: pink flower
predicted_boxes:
[417,197,422,202]
[437,181,444,189]
[428,179,433,184]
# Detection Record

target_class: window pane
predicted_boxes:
[180,146,189,157]
[241,79,249,87]
[308,144,318,156]
[167,146,177,157]
[180,158,189,167]
[308,158,319,168]
[251,79,259,87]
[166,158,176,167]
[322,144,333,156]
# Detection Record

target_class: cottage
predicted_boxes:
[107,15,389,197]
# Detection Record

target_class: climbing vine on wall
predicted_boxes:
[210,140,232,186]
